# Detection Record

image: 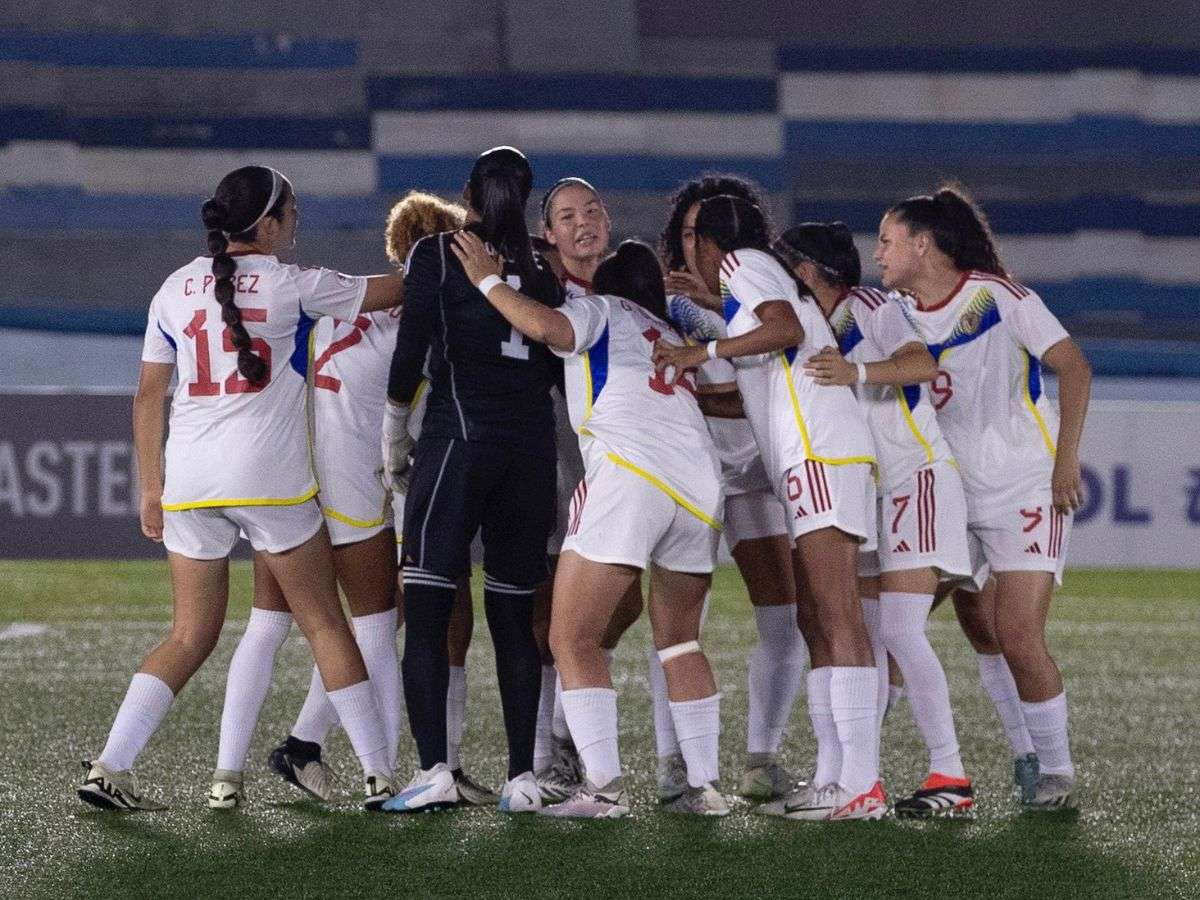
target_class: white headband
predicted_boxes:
[224,168,288,237]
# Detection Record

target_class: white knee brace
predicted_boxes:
[657,640,701,663]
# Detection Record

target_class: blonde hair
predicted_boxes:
[384,190,467,267]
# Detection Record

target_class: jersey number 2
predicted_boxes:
[183,308,271,396]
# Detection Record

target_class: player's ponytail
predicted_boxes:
[888,184,1007,277]
[201,166,292,387]
[467,146,537,287]
[593,240,668,322]
[773,221,862,288]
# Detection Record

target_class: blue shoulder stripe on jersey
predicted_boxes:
[1027,351,1043,404]
[837,321,864,356]
[927,300,1002,359]
[902,383,921,411]
[722,295,741,325]
[290,307,316,376]
[590,324,610,405]
[156,320,177,352]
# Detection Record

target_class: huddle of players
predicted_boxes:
[78,146,1090,823]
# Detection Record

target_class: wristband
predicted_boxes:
[706,340,720,360]
[856,362,868,384]
[476,274,504,297]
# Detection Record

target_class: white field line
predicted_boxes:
[0,622,48,640]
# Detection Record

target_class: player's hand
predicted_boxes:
[381,402,415,494]
[652,339,706,384]
[664,270,721,311]
[451,230,502,287]
[139,492,164,542]
[1051,449,1082,513]
[804,346,856,386]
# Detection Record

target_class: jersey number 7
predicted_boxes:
[183,308,272,396]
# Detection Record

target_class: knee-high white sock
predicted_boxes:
[446,665,467,770]
[860,598,889,740]
[533,664,557,770]
[829,666,879,794]
[216,608,293,773]
[1022,692,1074,778]
[807,667,840,788]
[99,672,175,771]
[292,664,339,746]
[647,646,680,758]
[560,687,621,786]
[747,603,807,759]
[352,608,401,771]
[977,653,1035,757]
[669,693,721,788]
[326,680,389,776]
[880,592,965,778]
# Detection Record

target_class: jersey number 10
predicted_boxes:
[183,308,272,396]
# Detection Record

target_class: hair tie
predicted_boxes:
[225,168,290,237]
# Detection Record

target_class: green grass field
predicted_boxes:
[1,562,1198,899]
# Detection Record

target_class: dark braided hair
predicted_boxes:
[774,222,862,288]
[887,184,1007,277]
[661,174,767,271]
[199,166,291,387]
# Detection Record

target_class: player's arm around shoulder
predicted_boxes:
[450,229,579,353]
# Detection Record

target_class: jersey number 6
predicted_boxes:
[183,307,271,396]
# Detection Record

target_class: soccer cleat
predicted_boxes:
[754,782,819,818]
[738,759,799,801]
[1023,774,1077,811]
[538,776,630,819]
[363,772,397,811]
[664,782,730,817]
[453,769,500,806]
[893,773,974,819]
[829,782,889,821]
[267,736,332,802]
[207,769,244,810]
[535,735,583,803]
[499,771,543,813]
[381,763,459,813]
[77,760,167,812]
[778,782,841,820]
[656,752,689,804]
[1014,752,1039,804]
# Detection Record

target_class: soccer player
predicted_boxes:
[454,234,726,818]
[381,147,560,813]
[659,175,805,803]
[774,222,975,817]
[532,177,645,803]
[875,185,1091,809]
[654,196,886,822]
[78,166,403,812]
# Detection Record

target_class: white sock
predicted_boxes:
[746,603,807,757]
[807,667,840,788]
[887,684,905,714]
[446,665,467,771]
[533,664,557,771]
[977,653,1035,757]
[647,645,679,758]
[98,672,175,771]
[326,680,390,776]
[560,687,621,786]
[860,598,889,748]
[880,592,965,778]
[551,673,570,741]
[830,666,879,794]
[352,608,401,771]
[669,693,721,788]
[1022,692,1074,778]
[216,608,293,773]
[292,664,339,746]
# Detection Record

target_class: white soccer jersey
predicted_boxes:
[719,249,875,486]
[827,287,954,492]
[901,271,1069,522]
[667,293,768,496]
[554,293,723,529]
[140,253,367,510]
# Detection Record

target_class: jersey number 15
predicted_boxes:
[183,308,271,396]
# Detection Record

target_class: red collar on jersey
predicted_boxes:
[563,272,592,292]
[917,270,970,312]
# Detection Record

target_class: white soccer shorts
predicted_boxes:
[967,498,1073,586]
[869,461,972,579]
[723,488,789,552]
[163,499,324,560]
[781,460,877,551]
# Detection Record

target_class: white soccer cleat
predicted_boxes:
[267,736,333,802]
[828,782,889,821]
[775,782,888,821]
[754,782,820,818]
[363,772,398,811]
[538,777,630,819]
[499,771,543,813]
[380,763,459,813]
[535,736,583,803]
[1023,774,1077,811]
[656,752,689,804]
[207,769,244,810]
[664,782,730,817]
[77,760,167,812]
